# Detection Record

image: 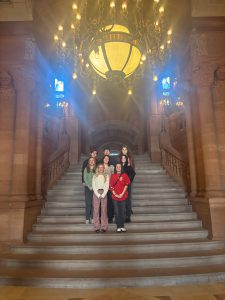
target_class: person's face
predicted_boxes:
[103,156,109,164]
[122,147,128,155]
[103,149,110,156]
[98,164,104,173]
[89,158,95,166]
[121,155,127,164]
[116,164,122,174]
[91,151,97,158]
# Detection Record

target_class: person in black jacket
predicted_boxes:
[120,155,136,222]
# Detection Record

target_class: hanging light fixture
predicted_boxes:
[53,0,173,92]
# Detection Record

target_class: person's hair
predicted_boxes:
[115,162,124,174]
[120,154,128,167]
[103,155,110,166]
[94,163,107,181]
[86,157,96,173]
[119,145,132,158]
[103,147,110,151]
[89,148,97,155]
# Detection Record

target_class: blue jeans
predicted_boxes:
[113,200,126,228]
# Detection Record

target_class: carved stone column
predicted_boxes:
[65,106,81,165]
[0,71,16,196]
[190,62,225,239]
[147,82,161,162]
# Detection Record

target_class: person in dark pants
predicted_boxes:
[83,157,96,224]
[120,155,136,222]
[109,163,130,232]
[103,155,115,223]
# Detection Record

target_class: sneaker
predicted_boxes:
[85,220,89,224]
[121,227,127,232]
[116,228,122,232]
[101,229,106,233]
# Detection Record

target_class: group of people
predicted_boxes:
[81,146,136,233]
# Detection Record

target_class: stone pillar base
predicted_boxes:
[190,196,225,240]
[0,196,44,244]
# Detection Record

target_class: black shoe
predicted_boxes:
[95,229,100,233]
[125,217,131,223]
[101,229,106,233]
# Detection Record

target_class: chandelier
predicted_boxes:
[53,0,173,94]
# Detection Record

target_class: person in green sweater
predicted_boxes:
[83,157,96,224]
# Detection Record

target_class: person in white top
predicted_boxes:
[92,164,109,233]
[103,155,115,223]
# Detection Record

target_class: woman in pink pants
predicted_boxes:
[92,164,109,233]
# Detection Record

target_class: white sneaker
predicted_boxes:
[85,220,89,224]
[116,228,122,232]
[121,227,127,232]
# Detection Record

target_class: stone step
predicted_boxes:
[45,199,188,207]
[11,241,225,255]
[1,253,225,271]
[41,205,192,215]
[32,221,202,233]
[0,266,225,288]
[37,212,198,223]
[27,230,208,244]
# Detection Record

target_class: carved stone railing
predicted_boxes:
[42,136,70,195]
[160,146,190,192]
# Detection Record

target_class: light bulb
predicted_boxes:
[72,72,77,79]
[71,23,75,30]
[153,75,158,82]
[128,89,132,95]
[160,44,164,50]
[122,2,127,9]
[54,35,59,41]
[62,41,66,48]
[58,25,63,31]
[76,13,81,20]
[72,3,78,10]
[167,29,172,35]
[110,1,115,8]
[159,6,164,13]
[92,89,96,95]
[141,54,147,61]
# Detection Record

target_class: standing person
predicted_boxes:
[83,157,96,224]
[82,148,98,184]
[119,145,135,170]
[110,163,130,232]
[92,164,109,233]
[101,147,116,166]
[103,155,115,223]
[120,155,136,222]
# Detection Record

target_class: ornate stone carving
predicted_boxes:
[24,37,36,61]
[190,30,208,59]
[11,65,36,92]
[192,62,216,87]
[0,70,15,98]
[215,65,225,81]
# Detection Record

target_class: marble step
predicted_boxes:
[1,266,225,288]
[27,230,208,244]
[1,253,225,271]
[44,199,188,207]
[41,205,192,215]
[37,212,198,223]
[32,221,202,233]
[11,241,225,255]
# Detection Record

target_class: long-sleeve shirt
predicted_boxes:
[92,174,109,198]
[109,173,130,201]
[83,168,95,190]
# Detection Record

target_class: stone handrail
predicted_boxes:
[42,135,70,195]
[160,145,190,192]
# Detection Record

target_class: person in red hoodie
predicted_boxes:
[109,163,130,232]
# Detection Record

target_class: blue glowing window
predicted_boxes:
[163,91,170,96]
[54,79,64,92]
[162,77,170,90]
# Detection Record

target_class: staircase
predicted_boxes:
[0,154,225,288]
